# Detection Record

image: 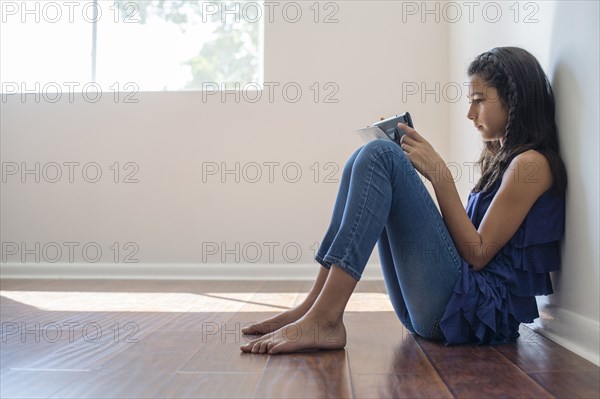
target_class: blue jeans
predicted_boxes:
[314,140,462,340]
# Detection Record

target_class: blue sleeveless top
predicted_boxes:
[439,179,566,345]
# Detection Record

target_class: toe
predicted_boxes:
[259,340,269,353]
[266,341,277,354]
[240,340,255,352]
[251,340,262,353]
[242,324,258,334]
[240,337,260,352]
[268,342,284,355]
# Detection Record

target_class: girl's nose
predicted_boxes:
[467,104,476,120]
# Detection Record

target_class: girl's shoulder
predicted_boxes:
[507,149,553,194]
[511,148,550,167]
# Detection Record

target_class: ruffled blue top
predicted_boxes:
[440,179,566,345]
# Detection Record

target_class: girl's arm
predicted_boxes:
[432,150,553,271]
[397,123,553,271]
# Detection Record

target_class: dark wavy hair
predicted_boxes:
[468,47,567,197]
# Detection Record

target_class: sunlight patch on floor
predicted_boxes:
[1,291,394,312]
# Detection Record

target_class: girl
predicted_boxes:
[240,47,567,354]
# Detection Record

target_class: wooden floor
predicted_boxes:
[1,279,598,399]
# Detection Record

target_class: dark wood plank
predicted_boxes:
[438,370,553,399]
[153,310,234,332]
[178,311,276,373]
[10,312,178,371]
[2,278,599,399]
[178,286,299,372]
[529,371,600,399]
[351,373,452,399]
[152,372,263,399]
[48,330,206,399]
[1,328,87,372]
[252,350,353,399]
[494,324,599,373]
[48,353,193,398]
[0,369,89,399]
[176,282,297,371]
[116,329,209,353]
[416,337,554,398]
[1,310,81,341]
[345,310,452,398]
[236,280,355,398]
[345,311,430,374]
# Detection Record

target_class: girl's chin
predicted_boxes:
[478,130,492,139]
[478,130,498,141]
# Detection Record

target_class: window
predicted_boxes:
[0,0,264,92]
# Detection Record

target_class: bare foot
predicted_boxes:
[241,303,312,335]
[240,313,346,354]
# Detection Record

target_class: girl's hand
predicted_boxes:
[398,123,445,183]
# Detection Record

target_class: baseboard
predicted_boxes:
[533,296,600,366]
[0,262,385,281]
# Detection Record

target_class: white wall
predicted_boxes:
[1,1,449,280]
[448,1,600,365]
[1,1,598,364]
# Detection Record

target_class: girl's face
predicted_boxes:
[466,74,509,145]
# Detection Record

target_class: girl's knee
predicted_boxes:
[362,139,398,154]
[342,146,363,176]
[355,140,411,172]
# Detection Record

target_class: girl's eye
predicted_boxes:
[473,99,483,104]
